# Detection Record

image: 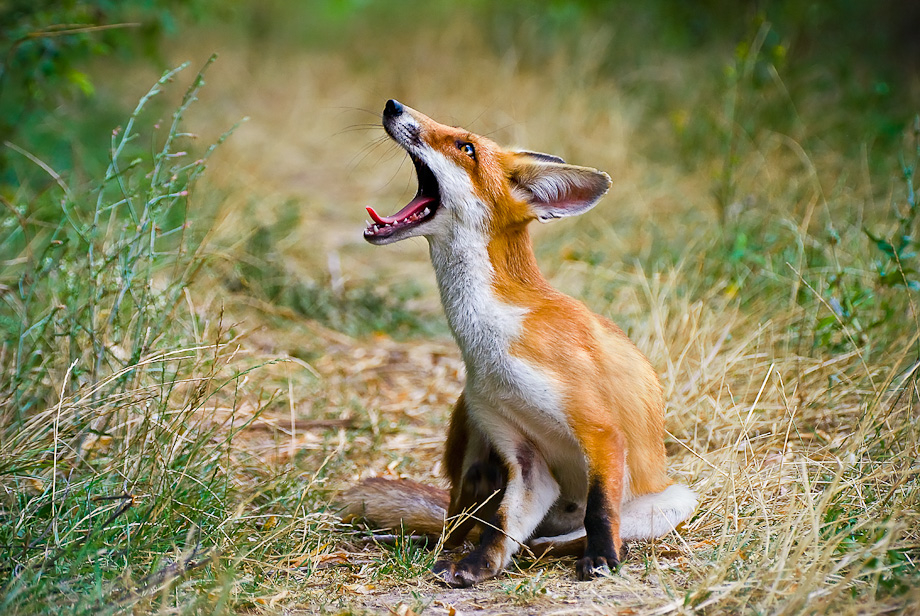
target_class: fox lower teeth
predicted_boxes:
[367,207,433,234]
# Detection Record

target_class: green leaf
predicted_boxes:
[67,70,95,97]
[864,228,896,258]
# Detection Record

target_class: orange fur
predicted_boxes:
[487,224,671,498]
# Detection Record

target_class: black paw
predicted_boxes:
[576,553,619,580]
[433,555,498,588]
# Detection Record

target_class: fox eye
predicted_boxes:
[457,141,476,159]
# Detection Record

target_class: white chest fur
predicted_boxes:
[427,226,567,436]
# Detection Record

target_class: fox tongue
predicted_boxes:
[366,195,435,225]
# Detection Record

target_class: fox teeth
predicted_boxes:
[367,207,433,234]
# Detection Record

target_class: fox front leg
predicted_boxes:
[444,452,506,547]
[435,440,559,587]
[442,394,507,547]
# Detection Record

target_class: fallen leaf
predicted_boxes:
[392,604,418,616]
[344,583,375,595]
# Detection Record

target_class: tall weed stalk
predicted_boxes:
[0,58,267,615]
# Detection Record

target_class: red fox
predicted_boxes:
[343,99,696,587]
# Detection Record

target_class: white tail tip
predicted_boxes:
[620,483,698,541]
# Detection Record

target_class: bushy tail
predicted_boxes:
[620,483,697,541]
[338,477,450,537]
[529,482,697,556]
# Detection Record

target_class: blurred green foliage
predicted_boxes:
[3,0,918,349]
[181,0,917,190]
[0,0,210,183]
[4,0,916,185]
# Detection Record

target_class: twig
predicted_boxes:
[247,418,355,432]
[108,546,216,606]
[92,493,135,530]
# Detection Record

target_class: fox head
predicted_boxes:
[364,99,611,245]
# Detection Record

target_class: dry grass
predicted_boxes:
[3,7,919,615]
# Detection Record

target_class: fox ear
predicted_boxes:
[514,150,567,164]
[509,154,611,222]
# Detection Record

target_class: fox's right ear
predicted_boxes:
[508,154,611,222]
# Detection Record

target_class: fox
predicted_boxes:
[342,99,697,587]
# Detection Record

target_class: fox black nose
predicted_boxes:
[384,99,403,117]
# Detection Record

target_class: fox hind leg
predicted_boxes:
[576,429,626,580]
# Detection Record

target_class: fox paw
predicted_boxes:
[433,556,499,588]
[575,554,619,580]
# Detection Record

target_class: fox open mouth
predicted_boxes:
[364,155,441,243]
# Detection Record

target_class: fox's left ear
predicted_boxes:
[509,153,612,222]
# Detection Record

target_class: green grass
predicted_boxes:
[0,59,340,614]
